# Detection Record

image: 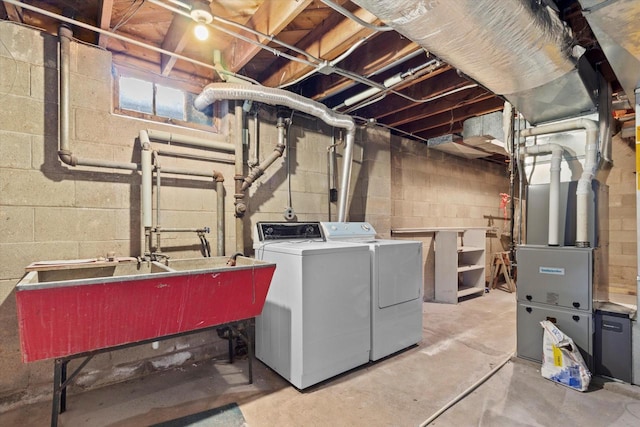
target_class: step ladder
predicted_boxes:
[489,251,516,293]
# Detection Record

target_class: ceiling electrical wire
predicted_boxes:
[112,0,146,33]
[319,0,393,32]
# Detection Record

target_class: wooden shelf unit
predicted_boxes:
[435,229,486,303]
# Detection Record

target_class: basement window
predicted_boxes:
[115,74,215,131]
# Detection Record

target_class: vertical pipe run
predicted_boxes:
[214,172,225,256]
[548,149,562,246]
[58,25,73,165]
[522,144,563,246]
[154,152,162,253]
[140,132,153,230]
[338,132,355,221]
[234,103,246,255]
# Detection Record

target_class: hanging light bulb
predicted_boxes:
[194,23,209,41]
[190,1,213,42]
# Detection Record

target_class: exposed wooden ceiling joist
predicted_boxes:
[223,0,314,73]
[97,0,114,47]
[384,86,494,128]
[260,5,380,87]
[2,0,23,22]
[160,14,192,76]
[404,97,505,135]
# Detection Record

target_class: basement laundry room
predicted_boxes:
[1,1,640,426]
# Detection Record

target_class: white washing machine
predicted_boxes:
[321,222,423,361]
[253,222,371,389]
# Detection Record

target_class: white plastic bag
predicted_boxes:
[539,320,591,391]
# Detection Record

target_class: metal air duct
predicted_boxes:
[578,0,640,106]
[351,0,597,124]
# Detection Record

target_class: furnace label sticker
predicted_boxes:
[539,266,565,275]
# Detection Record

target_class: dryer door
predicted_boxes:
[377,243,422,308]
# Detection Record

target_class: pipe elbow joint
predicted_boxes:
[212,170,225,182]
[235,203,247,216]
[58,150,77,166]
[58,24,73,39]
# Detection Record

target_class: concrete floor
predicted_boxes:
[2,290,639,426]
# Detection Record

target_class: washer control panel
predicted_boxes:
[257,222,324,241]
[320,222,377,239]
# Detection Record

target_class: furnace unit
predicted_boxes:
[515,115,610,371]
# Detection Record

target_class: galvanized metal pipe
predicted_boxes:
[241,116,286,191]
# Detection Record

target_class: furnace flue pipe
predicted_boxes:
[522,144,564,246]
[519,118,598,247]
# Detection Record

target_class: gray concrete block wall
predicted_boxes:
[607,134,637,297]
[0,23,236,410]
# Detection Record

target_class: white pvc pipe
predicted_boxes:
[523,144,563,246]
[520,118,598,247]
[194,83,356,222]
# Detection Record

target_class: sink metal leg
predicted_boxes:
[247,319,254,384]
[51,358,67,427]
[60,359,67,412]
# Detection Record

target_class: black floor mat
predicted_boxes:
[150,402,246,427]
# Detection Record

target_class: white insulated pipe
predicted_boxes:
[194,83,356,221]
[139,131,153,229]
[58,25,137,171]
[523,144,564,246]
[146,129,234,153]
[520,118,598,247]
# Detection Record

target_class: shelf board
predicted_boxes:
[457,285,485,298]
[457,246,484,253]
[457,264,484,273]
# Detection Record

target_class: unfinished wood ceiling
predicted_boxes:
[0,0,617,161]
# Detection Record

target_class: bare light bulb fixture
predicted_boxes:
[190,1,213,41]
[194,23,209,40]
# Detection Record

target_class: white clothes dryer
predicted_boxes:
[321,222,423,361]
